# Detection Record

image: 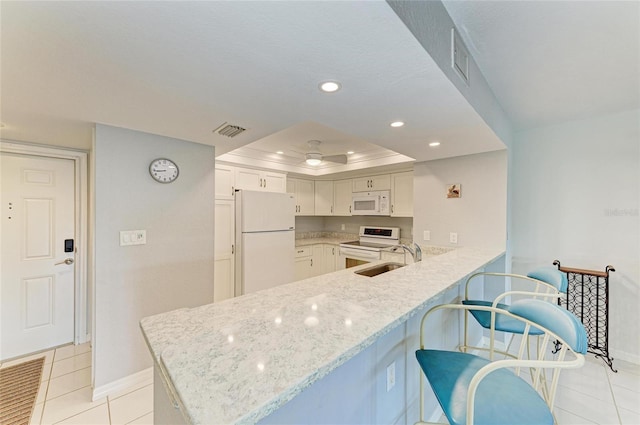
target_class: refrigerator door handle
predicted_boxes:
[232,244,235,254]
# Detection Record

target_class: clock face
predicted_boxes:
[149,158,179,183]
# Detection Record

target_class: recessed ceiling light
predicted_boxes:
[390,121,405,128]
[429,142,441,147]
[319,81,341,93]
[276,151,284,155]
[347,151,354,155]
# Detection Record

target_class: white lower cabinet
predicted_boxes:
[294,246,314,281]
[323,245,337,274]
[214,199,235,302]
[295,243,338,281]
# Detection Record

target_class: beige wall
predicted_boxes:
[412,150,508,249]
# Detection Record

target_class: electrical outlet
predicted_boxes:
[423,230,431,241]
[386,361,396,392]
[341,224,345,231]
[449,232,458,244]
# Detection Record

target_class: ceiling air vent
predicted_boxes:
[451,28,470,85]
[213,122,247,138]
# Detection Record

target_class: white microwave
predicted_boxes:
[351,190,390,216]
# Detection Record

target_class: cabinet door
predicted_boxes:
[391,172,413,217]
[323,245,337,274]
[214,199,235,302]
[370,174,391,190]
[235,167,262,191]
[352,177,371,193]
[311,244,324,277]
[298,179,315,215]
[215,164,235,199]
[314,181,334,216]
[352,174,390,192]
[294,256,313,281]
[333,179,352,216]
[263,171,287,193]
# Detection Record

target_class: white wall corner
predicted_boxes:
[92,367,153,401]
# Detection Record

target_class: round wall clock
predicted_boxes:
[149,158,179,183]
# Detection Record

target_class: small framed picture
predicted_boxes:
[447,184,461,198]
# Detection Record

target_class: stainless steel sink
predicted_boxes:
[355,262,405,277]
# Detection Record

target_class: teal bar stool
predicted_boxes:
[415,299,587,425]
[460,267,568,359]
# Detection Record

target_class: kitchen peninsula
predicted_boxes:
[140,246,505,424]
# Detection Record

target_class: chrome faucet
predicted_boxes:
[391,243,422,263]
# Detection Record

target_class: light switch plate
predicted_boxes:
[423,230,431,241]
[120,230,147,246]
[449,232,458,244]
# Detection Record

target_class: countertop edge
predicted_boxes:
[141,246,506,425]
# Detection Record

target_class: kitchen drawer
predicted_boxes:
[295,246,312,258]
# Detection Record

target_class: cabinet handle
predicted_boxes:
[332,247,335,255]
[330,205,333,214]
[264,179,267,188]
[231,186,235,195]
[297,250,304,253]
[232,244,235,254]
[311,258,313,267]
[349,205,351,213]
[391,205,394,213]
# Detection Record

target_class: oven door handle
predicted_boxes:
[339,247,381,260]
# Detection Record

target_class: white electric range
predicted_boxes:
[338,226,400,269]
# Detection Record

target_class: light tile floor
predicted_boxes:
[1,342,638,424]
[0,343,153,425]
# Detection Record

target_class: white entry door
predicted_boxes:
[1,153,75,360]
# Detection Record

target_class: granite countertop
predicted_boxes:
[294,232,357,247]
[295,237,352,246]
[140,246,505,425]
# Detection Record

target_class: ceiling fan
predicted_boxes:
[303,140,347,166]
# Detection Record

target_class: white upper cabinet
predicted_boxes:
[333,179,352,216]
[314,180,334,215]
[390,171,413,217]
[235,167,286,193]
[352,174,391,192]
[263,171,287,192]
[215,164,235,199]
[287,178,315,216]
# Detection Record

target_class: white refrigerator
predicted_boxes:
[235,190,295,295]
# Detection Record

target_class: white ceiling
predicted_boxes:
[1,1,637,176]
[442,0,639,131]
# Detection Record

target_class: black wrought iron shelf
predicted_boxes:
[553,260,616,372]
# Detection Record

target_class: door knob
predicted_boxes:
[55,258,74,266]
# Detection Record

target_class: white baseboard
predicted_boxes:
[609,349,640,367]
[92,367,153,401]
